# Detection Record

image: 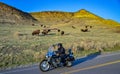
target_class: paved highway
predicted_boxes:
[1,51,120,74]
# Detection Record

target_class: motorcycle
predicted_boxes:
[39,44,75,72]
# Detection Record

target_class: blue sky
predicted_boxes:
[1,0,120,23]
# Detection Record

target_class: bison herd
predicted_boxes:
[71,25,93,32]
[32,24,65,36]
[81,25,93,32]
[32,24,93,36]
[32,29,65,36]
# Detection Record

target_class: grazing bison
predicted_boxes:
[72,26,76,29]
[85,25,88,28]
[32,24,35,26]
[90,26,93,28]
[41,25,43,27]
[42,31,47,35]
[81,29,88,32]
[32,30,40,36]
[58,29,61,32]
[52,28,59,30]
[44,26,46,28]
[48,29,51,32]
[42,29,49,35]
[61,31,64,36]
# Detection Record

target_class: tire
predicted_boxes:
[66,61,72,67]
[39,60,50,72]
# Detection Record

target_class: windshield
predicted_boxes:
[48,44,58,52]
[46,45,55,57]
[48,45,54,52]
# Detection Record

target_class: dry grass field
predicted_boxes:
[0,21,120,70]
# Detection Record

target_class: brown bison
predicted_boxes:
[90,26,93,28]
[32,24,35,26]
[42,29,49,35]
[41,25,43,27]
[61,31,64,36]
[72,26,76,29]
[44,26,46,28]
[52,28,59,30]
[81,29,88,32]
[48,29,51,32]
[85,25,89,28]
[32,30,40,36]
[58,29,61,32]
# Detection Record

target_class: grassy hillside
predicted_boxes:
[0,22,120,70]
[31,11,73,25]
[74,9,103,19]
[0,2,38,25]
[31,9,120,26]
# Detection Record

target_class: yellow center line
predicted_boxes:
[61,60,120,74]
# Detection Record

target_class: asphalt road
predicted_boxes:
[1,51,120,74]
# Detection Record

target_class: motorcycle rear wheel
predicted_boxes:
[66,61,72,67]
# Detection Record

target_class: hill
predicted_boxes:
[31,9,120,27]
[31,11,73,25]
[0,2,38,25]
[0,2,119,26]
[74,9,102,19]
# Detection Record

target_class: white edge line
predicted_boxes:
[1,67,38,74]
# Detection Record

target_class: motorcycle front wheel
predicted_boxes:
[39,60,50,72]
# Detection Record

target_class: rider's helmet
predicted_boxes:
[57,43,62,47]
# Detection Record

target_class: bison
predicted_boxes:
[41,25,43,27]
[81,29,88,32]
[32,24,35,26]
[52,28,59,30]
[44,26,46,28]
[58,29,61,32]
[72,26,76,29]
[61,31,64,36]
[48,29,51,32]
[42,29,50,35]
[90,26,93,28]
[32,30,40,36]
[85,25,88,28]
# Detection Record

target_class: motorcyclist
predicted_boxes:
[57,43,66,66]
